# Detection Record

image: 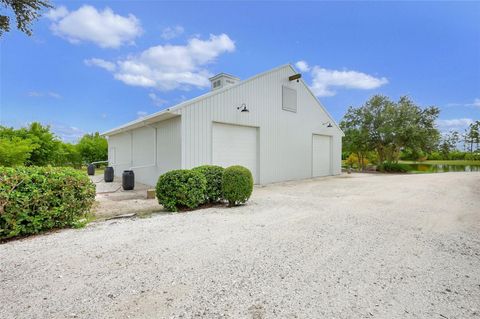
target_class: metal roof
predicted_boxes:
[101,64,343,136]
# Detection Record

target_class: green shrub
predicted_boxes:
[465,152,480,161]
[192,165,224,203]
[377,162,410,173]
[0,166,96,239]
[156,169,207,212]
[222,165,254,206]
[448,151,466,160]
[400,149,425,161]
[427,151,442,160]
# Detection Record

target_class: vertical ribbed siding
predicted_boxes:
[107,116,181,186]
[155,116,181,172]
[108,132,132,177]
[180,65,342,184]
[131,116,182,186]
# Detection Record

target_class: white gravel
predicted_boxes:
[1,172,479,319]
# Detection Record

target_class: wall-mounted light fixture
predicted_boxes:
[237,103,249,112]
[289,73,302,82]
[322,121,333,128]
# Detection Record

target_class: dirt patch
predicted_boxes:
[90,176,161,219]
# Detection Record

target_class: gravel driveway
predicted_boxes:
[1,172,479,319]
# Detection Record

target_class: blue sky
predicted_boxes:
[1,1,479,141]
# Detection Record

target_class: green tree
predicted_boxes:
[17,122,61,166]
[340,108,371,170]
[0,124,109,168]
[0,137,35,166]
[394,96,440,159]
[1,0,52,36]
[466,121,480,152]
[52,143,83,168]
[341,95,440,167]
[0,123,65,167]
[77,132,108,164]
[438,130,460,158]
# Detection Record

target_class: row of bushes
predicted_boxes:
[156,165,254,212]
[0,166,96,240]
[426,151,480,161]
[346,150,480,167]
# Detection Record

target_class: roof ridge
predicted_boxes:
[102,64,292,136]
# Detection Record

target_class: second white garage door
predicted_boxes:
[212,122,258,182]
[312,134,332,177]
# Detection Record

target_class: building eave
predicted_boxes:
[101,110,180,136]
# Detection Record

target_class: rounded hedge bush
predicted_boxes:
[222,165,254,206]
[192,165,224,203]
[0,166,96,239]
[156,169,207,212]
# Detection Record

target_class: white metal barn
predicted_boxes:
[102,64,344,186]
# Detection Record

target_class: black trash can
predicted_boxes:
[104,166,114,183]
[87,164,95,176]
[122,170,135,190]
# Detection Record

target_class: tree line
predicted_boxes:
[341,95,480,170]
[0,122,107,167]
[440,122,480,154]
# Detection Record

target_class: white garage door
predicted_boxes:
[212,122,258,182]
[312,134,332,177]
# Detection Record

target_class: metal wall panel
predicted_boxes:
[156,117,182,176]
[180,65,343,184]
[107,131,132,176]
[108,117,181,186]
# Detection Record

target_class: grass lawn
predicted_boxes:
[399,160,480,166]
[342,159,480,174]
[75,165,108,176]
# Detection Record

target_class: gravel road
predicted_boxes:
[1,172,479,319]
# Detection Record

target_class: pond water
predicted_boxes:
[405,163,480,173]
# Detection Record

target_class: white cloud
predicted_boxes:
[437,118,474,129]
[48,92,62,99]
[27,91,62,99]
[137,111,148,118]
[467,98,480,108]
[88,33,235,91]
[84,58,116,72]
[148,93,167,106]
[161,26,184,40]
[45,6,68,21]
[50,123,85,142]
[176,95,188,103]
[447,98,480,109]
[27,91,43,97]
[298,61,388,97]
[47,5,142,48]
[310,65,388,97]
[295,60,310,72]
